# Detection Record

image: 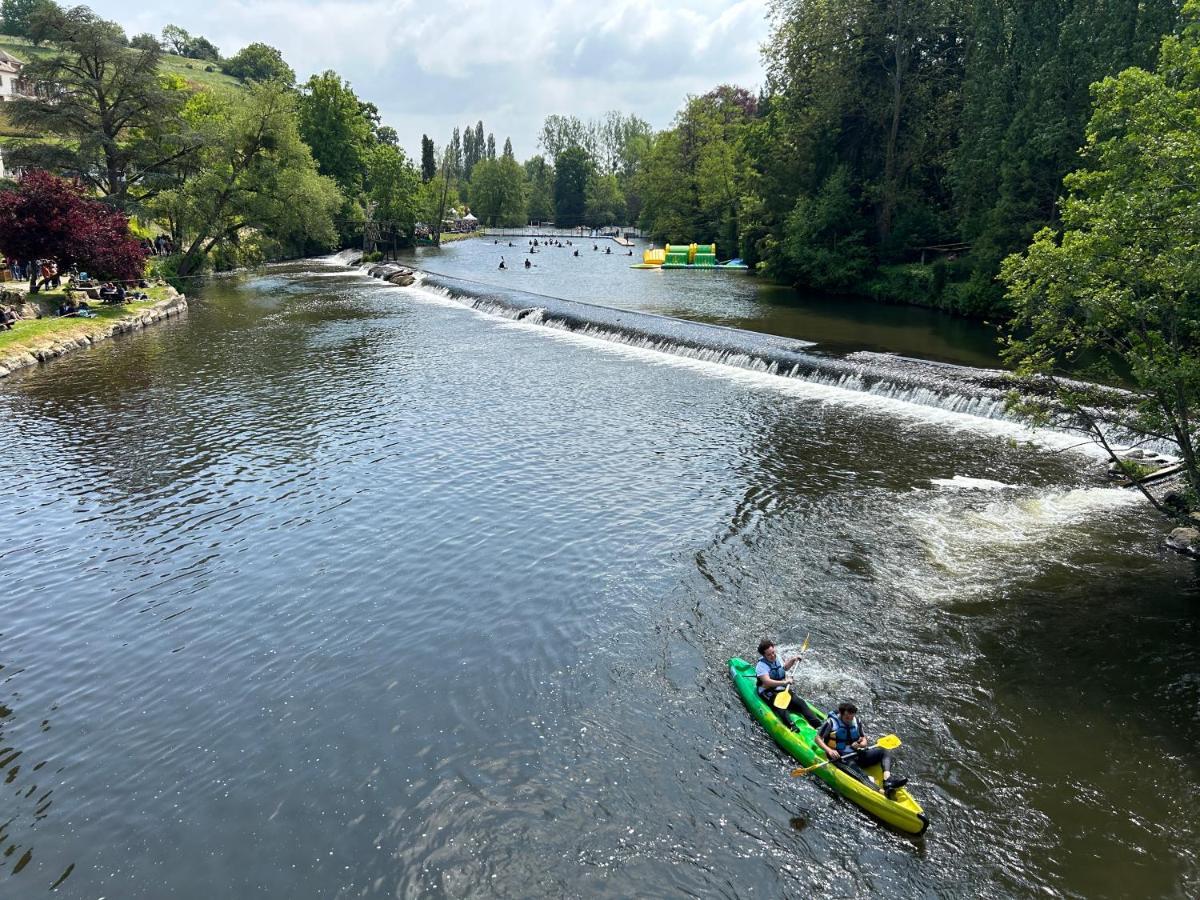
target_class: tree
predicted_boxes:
[222,42,294,85]
[366,143,420,246]
[584,172,624,225]
[6,6,198,208]
[1001,1,1200,515]
[0,0,55,38]
[486,132,496,160]
[0,170,147,292]
[469,156,525,226]
[502,137,513,159]
[421,135,436,182]
[463,122,479,181]
[539,114,597,161]
[182,35,219,62]
[160,23,189,54]
[157,82,341,277]
[553,146,591,227]
[297,70,375,195]
[375,125,399,147]
[524,155,554,222]
[449,127,462,180]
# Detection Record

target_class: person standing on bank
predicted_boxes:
[819,701,907,796]
[755,639,824,730]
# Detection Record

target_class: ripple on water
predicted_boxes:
[0,261,1195,897]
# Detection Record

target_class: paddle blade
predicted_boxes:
[800,633,810,653]
[773,690,792,709]
[877,733,902,750]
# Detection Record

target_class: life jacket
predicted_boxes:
[756,656,786,698]
[825,713,862,753]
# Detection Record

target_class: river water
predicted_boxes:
[0,250,1196,899]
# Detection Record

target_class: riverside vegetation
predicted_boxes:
[1,0,1198,523]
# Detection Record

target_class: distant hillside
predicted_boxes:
[0,34,243,92]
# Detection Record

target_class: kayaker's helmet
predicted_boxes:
[837,701,858,715]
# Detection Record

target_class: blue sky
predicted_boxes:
[84,0,772,161]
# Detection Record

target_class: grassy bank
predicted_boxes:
[0,286,175,356]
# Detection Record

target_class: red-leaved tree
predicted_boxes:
[0,170,147,293]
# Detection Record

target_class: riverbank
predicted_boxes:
[0,286,186,379]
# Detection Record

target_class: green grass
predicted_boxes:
[0,34,242,92]
[0,286,175,356]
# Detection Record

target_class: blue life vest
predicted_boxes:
[825,713,862,753]
[756,656,786,698]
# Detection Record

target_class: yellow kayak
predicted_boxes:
[729,657,929,835]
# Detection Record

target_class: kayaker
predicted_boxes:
[819,701,907,796]
[755,639,823,730]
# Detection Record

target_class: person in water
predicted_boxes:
[819,701,907,796]
[755,639,823,730]
[498,257,506,269]
[524,258,532,268]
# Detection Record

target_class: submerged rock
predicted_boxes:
[1166,527,1200,558]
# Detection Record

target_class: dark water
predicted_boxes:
[0,258,1196,899]
[401,237,1005,368]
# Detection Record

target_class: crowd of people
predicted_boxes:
[494,236,635,268]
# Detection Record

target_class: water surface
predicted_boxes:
[0,259,1195,898]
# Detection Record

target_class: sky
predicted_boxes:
[86,0,773,161]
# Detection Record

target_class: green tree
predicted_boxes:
[297,70,375,195]
[1001,2,1200,513]
[584,171,623,225]
[159,82,341,276]
[421,135,436,182]
[6,5,198,207]
[0,0,55,38]
[366,143,420,243]
[222,41,294,85]
[553,145,591,227]
[502,137,513,159]
[160,23,189,54]
[523,155,554,222]
[469,156,526,226]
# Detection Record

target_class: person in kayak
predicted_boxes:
[819,701,907,796]
[755,639,823,730]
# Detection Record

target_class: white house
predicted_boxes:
[0,49,29,101]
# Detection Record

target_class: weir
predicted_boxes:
[357,262,1168,454]
[378,266,1019,422]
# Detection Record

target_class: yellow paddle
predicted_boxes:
[790,733,902,777]
[771,634,810,710]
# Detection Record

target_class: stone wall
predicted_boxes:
[0,292,188,380]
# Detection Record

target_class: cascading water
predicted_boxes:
[359,262,1165,455]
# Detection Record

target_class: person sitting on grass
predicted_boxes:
[1,306,17,330]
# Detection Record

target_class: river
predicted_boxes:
[0,248,1196,898]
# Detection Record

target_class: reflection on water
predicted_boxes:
[399,238,1004,367]
[0,258,1195,898]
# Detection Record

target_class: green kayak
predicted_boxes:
[729,656,929,835]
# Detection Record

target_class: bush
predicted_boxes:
[863,263,936,306]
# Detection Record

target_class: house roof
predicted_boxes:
[0,50,23,66]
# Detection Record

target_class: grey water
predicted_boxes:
[0,253,1196,899]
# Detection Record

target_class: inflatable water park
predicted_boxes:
[632,243,749,270]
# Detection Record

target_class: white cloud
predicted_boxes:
[87,0,771,159]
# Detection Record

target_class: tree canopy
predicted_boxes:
[1001,1,1200,510]
[0,170,147,290]
[222,41,295,85]
[6,5,197,209]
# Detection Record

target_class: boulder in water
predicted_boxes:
[387,272,415,286]
[1166,527,1200,558]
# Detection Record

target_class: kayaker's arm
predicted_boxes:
[817,723,841,760]
[782,654,803,670]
